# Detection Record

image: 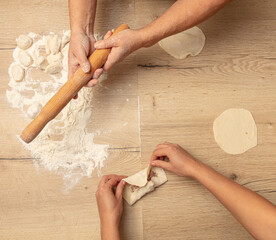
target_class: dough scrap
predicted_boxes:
[158,26,205,59]
[45,62,63,74]
[123,166,167,205]
[35,55,48,70]
[11,64,25,82]
[27,102,42,119]
[213,108,257,155]
[17,35,33,50]
[45,35,61,54]
[18,51,33,67]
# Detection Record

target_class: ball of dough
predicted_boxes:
[16,35,33,50]
[45,35,61,55]
[11,64,25,82]
[27,102,42,119]
[213,108,257,155]
[18,51,33,67]
[158,26,205,59]
[45,62,63,74]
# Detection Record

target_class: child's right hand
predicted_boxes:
[150,143,201,178]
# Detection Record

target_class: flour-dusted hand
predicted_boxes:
[96,174,127,240]
[94,29,144,71]
[150,142,200,178]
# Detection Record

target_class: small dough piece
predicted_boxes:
[45,62,63,74]
[213,108,257,155]
[47,52,63,65]
[35,56,48,70]
[18,51,33,67]
[45,35,61,55]
[16,35,33,50]
[123,167,167,205]
[158,26,205,59]
[61,31,70,49]
[11,64,25,82]
[27,102,42,119]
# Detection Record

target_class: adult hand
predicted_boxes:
[150,142,201,178]
[68,30,112,98]
[94,29,144,71]
[96,174,127,229]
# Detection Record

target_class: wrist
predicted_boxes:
[101,220,120,240]
[71,23,94,36]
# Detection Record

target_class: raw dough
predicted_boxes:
[213,108,257,155]
[45,62,63,74]
[47,52,63,65]
[18,51,33,67]
[158,26,205,59]
[11,64,25,82]
[61,31,70,49]
[27,102,42,119]
[35,55,48,70]
[17,35,33,50]
[123,166,167,205]
[45,35,61,54]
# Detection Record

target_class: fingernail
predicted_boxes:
[151,162,156,166]
[82,64,90,73]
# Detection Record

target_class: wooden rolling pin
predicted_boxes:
[21,24,129,143]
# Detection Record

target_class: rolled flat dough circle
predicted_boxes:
[158,26,205,59]
[213,108,257,154]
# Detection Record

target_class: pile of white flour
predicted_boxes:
[7,31,109,190]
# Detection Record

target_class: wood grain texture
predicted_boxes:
[1,0,276,239]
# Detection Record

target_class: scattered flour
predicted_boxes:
[7,31,109,190]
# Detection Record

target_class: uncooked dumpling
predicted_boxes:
[123,166,167,205]
[17,35,33,50]
[27,102,42,119]
[158,26,205,59]
[45,62,62,74]
[213,108,257,155]
[18,51,33,67]
[45,35,61,54]
[47,52,63,65]
[11,64,25,82]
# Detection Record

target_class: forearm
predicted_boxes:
[69,0,97,35]
[101,221,120,240]
[194,162,276,239]
[139,0,231,47]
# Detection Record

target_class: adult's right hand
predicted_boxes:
[150,142,201,178]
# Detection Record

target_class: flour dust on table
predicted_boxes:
[7,31,109,191]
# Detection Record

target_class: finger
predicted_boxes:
[151,160,172,171]
[94,37,116,49]
[104,30,113,40]
[93,68,103,79]
[103,52,119,71]
[106,175,127,189]
[116,180,126,199]
[86,79,98,87]
[150,147,170,162]
[98,175,115,188]
[75,48,90,73]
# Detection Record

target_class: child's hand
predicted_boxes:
[96,175,127,229]
[150,143,200,178]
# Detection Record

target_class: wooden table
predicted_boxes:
[1,0,276,239]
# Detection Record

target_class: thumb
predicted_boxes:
[76,47,91,73]
[151,160,171,171]
[94,38,115,49]
[116,180,126,199]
